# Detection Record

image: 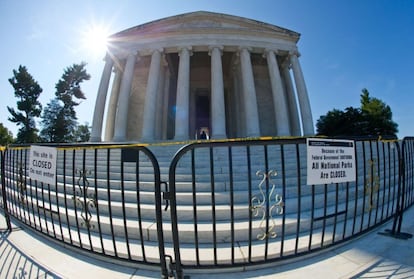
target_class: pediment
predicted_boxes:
[111,11,299,41]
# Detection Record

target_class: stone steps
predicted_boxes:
[5,180,394,244]
[7,170,392,219]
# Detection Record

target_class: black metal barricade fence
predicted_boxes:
[0,143,168,276]
[402,137,414,209]
[0,146,11,230]
[0,137,413,278]
[390,137,414,237]
[167,137,410,277]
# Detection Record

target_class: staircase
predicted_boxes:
[2,140,400,271]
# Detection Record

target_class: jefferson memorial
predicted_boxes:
[90,11,314,142]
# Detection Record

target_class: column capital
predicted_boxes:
[161,54,168,67]
[149,48,164,55]
[126,51,141,63]
[263,48,281,56]
[262,49,280,59]
[121,51,140,64]
[236,47,252,60]
[238,46,252,53]
[120,50,138,58]
[113,58,123,73]
[103,52,113,63]
[289,50,301,58]
[281,55,292,69]
[208,45,224,56]
[178,46,193,56]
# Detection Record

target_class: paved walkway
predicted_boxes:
[1,207,414,279]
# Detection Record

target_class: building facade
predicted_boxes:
[90,11,314,142]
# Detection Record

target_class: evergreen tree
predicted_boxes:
[7,65,42,143]
[360,88,398,136]
[39,99,65,142]
[40,63,90,142]
[0,123,14,145]
[73,123,91,142]
[316,89,398,138]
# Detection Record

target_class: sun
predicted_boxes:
[81,23,110,58]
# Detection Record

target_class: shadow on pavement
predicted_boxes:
[0,228,62,279]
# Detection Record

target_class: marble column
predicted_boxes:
[239,47,260,137]
[231,61,243,137]
[281,62,301,136]
[264,49,290,136]
[90,55,114,142]
[290,51,314,135]
[104,69,122,141]
[141,49,162,141]
[113,52,137,142]
[174,47,192,140]
[160,67,170,140]
[155,59,168,140]
[209,46,227,139]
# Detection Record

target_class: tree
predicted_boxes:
[55,62,89,106]
[316,107,366,137]
[73,123,91,142]
[40,63,90,142]
[7,65,42,143]
[39,99,65,142]
[0,123,14,145]
[316,89,398,138]
[360,88,398,137]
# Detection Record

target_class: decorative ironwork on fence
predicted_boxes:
[72,168,96,228]
[250,170,284,240]
[0,137,413,279]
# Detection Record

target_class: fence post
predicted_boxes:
[1,147,12,231]
[378,139,413,239]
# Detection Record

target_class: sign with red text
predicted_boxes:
[307,138,356,185]
[29,145,57,185]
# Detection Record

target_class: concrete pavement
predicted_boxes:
[1,206,413,279]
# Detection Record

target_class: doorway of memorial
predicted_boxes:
[195,93,210,139]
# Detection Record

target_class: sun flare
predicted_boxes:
[81,23,110,57]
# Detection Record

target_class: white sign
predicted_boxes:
[29,146,57,185]
[307,138,356,185]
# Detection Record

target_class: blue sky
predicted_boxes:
[1,0,413,138]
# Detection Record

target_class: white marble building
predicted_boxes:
[90,11,314,142]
